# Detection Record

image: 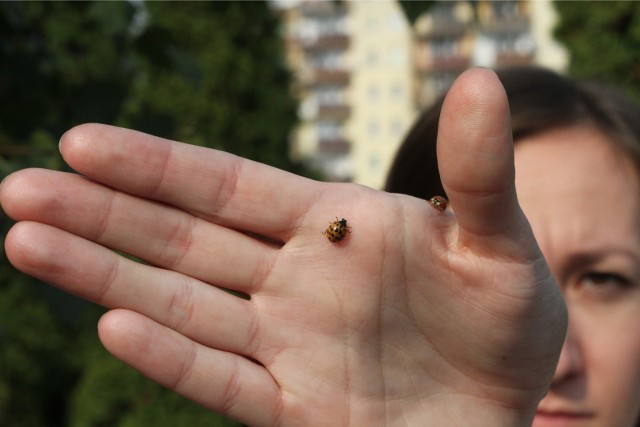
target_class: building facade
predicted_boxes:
[281,0,567,188]
[414,0,567,107]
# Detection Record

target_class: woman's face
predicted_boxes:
[515,124,640,427]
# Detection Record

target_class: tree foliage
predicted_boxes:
[0,279,78,426]
[553,1,640,101]
[397,0,436,25]
[1,1,296,425]
[69,332,235,427]
[0,1,298,169]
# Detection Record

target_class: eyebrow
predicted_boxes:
[561,248,640,276]
[579,246,639,260]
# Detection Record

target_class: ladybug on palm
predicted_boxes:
[323,217,351,243]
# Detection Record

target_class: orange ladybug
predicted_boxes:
[323,217,351,242]
[429,196,447,211]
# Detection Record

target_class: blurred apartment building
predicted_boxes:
[280,0,567,188]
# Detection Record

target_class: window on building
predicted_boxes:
[298,6,349,43]
[369,155,381,175]
[429,73,457,98]
[368,84,380,102]
[311,50,345,70]
[298,18,319,43]
[316,121,343,141]
[365,16,380,32]
[314,85,344,107]
[387,11,405,32]
[431,37,458,58]
[389,83,404,101]
[492,1,519,20]
[387,47,407,67]
[317,15,348,37]
[432,3,456,20]
[495,33,533,55]
[368,120,380,139]
[390,119,405,138]
[366,50,379,66]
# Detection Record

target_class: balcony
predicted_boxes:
[480,16,529,35]
[495,51,535,67]
[303,68,350,86]
[302,34,350,52]
[300,1,346,18]
[428,55,470,72]
[318,138,350,154]
[317,104,350,120]
[419,21,468,39]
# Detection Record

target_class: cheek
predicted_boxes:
[581,308,640,425]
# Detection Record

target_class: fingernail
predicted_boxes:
[58,131,68,152]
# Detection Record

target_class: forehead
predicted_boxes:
[514,124,640,254]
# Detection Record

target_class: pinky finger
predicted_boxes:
[98,309,283,426]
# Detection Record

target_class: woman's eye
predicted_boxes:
[580,271,632,292]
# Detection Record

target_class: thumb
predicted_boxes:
[437,68,530,249]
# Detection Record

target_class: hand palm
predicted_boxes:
[1,70,566,426]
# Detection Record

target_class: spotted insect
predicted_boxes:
[429,195,447,211]
[323,217,351,242]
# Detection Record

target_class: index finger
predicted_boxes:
[60,124,322,240]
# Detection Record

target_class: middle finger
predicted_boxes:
[1,168,277,295]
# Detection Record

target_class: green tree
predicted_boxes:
[0,2,137,160]
[69,329,235,427]
[1,1,296,425]
[0,1,298,169]
[553,1,640,101]
[0,279,79,426]
[397,0,436,25]
[122,2,299,169]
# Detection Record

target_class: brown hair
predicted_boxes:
[384,66,640,199]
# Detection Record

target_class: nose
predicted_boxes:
[550,323,584,387]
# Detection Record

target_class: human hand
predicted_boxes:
[0,69,566,426]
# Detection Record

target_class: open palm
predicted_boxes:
[1,69,566,426]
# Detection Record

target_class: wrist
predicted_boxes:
[382,395,536,427]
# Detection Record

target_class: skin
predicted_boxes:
[515,125,640,427]
[0,69,567,426]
